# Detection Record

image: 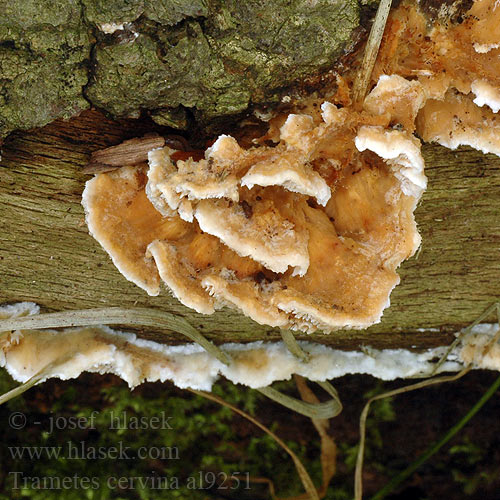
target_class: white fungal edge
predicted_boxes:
[2,303,498,392]
[241,163,331,206]
[471,80,500,114]
[474,42,500,54]
[354,126,427,199]
[81,169,161,296]
[194,201,309,276]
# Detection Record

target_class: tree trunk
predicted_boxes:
[0,0,359,139]
[1,110,499,349]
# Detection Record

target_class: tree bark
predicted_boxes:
[0,110,499,349]
[0,0,359,139]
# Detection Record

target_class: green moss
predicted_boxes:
[0,0,358,138]
[0,371,317,499]
[0,0,90,138]
[85,0,358,123]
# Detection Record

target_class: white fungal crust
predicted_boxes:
[145,135,243,222]
[0,321,465,388]
[363,74,427,131]
[241,154,331,206]
[279,113,316,153]
[206,135,244,164]
[416,91,500,156]
[471,80,500,114]
[459,324,500,370]
[273,292,385,332]
[8,304,499,391]
[355,126,427,198]
[168,159,240,202]
[369,0,500,151]
[82,166,163,296]
[473,42,500,54]
[84,97,427,332]
[146,148,178,217]
[469,0,500,54]
[372,0,500,100]
[0,302,39,320]
[271,204,403,332]
[202,274,288,328]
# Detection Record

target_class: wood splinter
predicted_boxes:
[83,134,189,174]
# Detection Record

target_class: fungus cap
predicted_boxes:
[83,98,427,332]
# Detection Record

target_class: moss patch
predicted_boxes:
[0,0,359,139]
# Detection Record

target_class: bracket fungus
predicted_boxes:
[83,100,426,332]
[82,0,500,334]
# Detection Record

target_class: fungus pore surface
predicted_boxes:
[82,0,500,333]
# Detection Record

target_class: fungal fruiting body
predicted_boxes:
[82,0,500,333]
[1,303,499,390]
[370,0,500,151]
[83,103,425,333]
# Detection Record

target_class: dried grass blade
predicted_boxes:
[352,0,392,106]
[0,307,232,366]
[188,388,320,500]
[431,302,500,375]
[354,366,472,500]
[257,380,342,420]
[281,330,310,362]
[295,375,337,499]
[0,353,78,406]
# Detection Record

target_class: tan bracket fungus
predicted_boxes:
[83,100,426,332]
[82,0,500,334]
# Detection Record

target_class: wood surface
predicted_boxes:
[0,110,499,349]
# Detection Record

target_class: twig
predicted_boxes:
[352,0,393,107]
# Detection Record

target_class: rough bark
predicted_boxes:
[0,0,359,139]
[0,110,499,350]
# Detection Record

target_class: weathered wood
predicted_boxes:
[0,110,499,349]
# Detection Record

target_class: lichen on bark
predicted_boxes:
[0,0,91,138]
[1,0,359,139]
[81,0,209,27]
[86,0,359,124]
